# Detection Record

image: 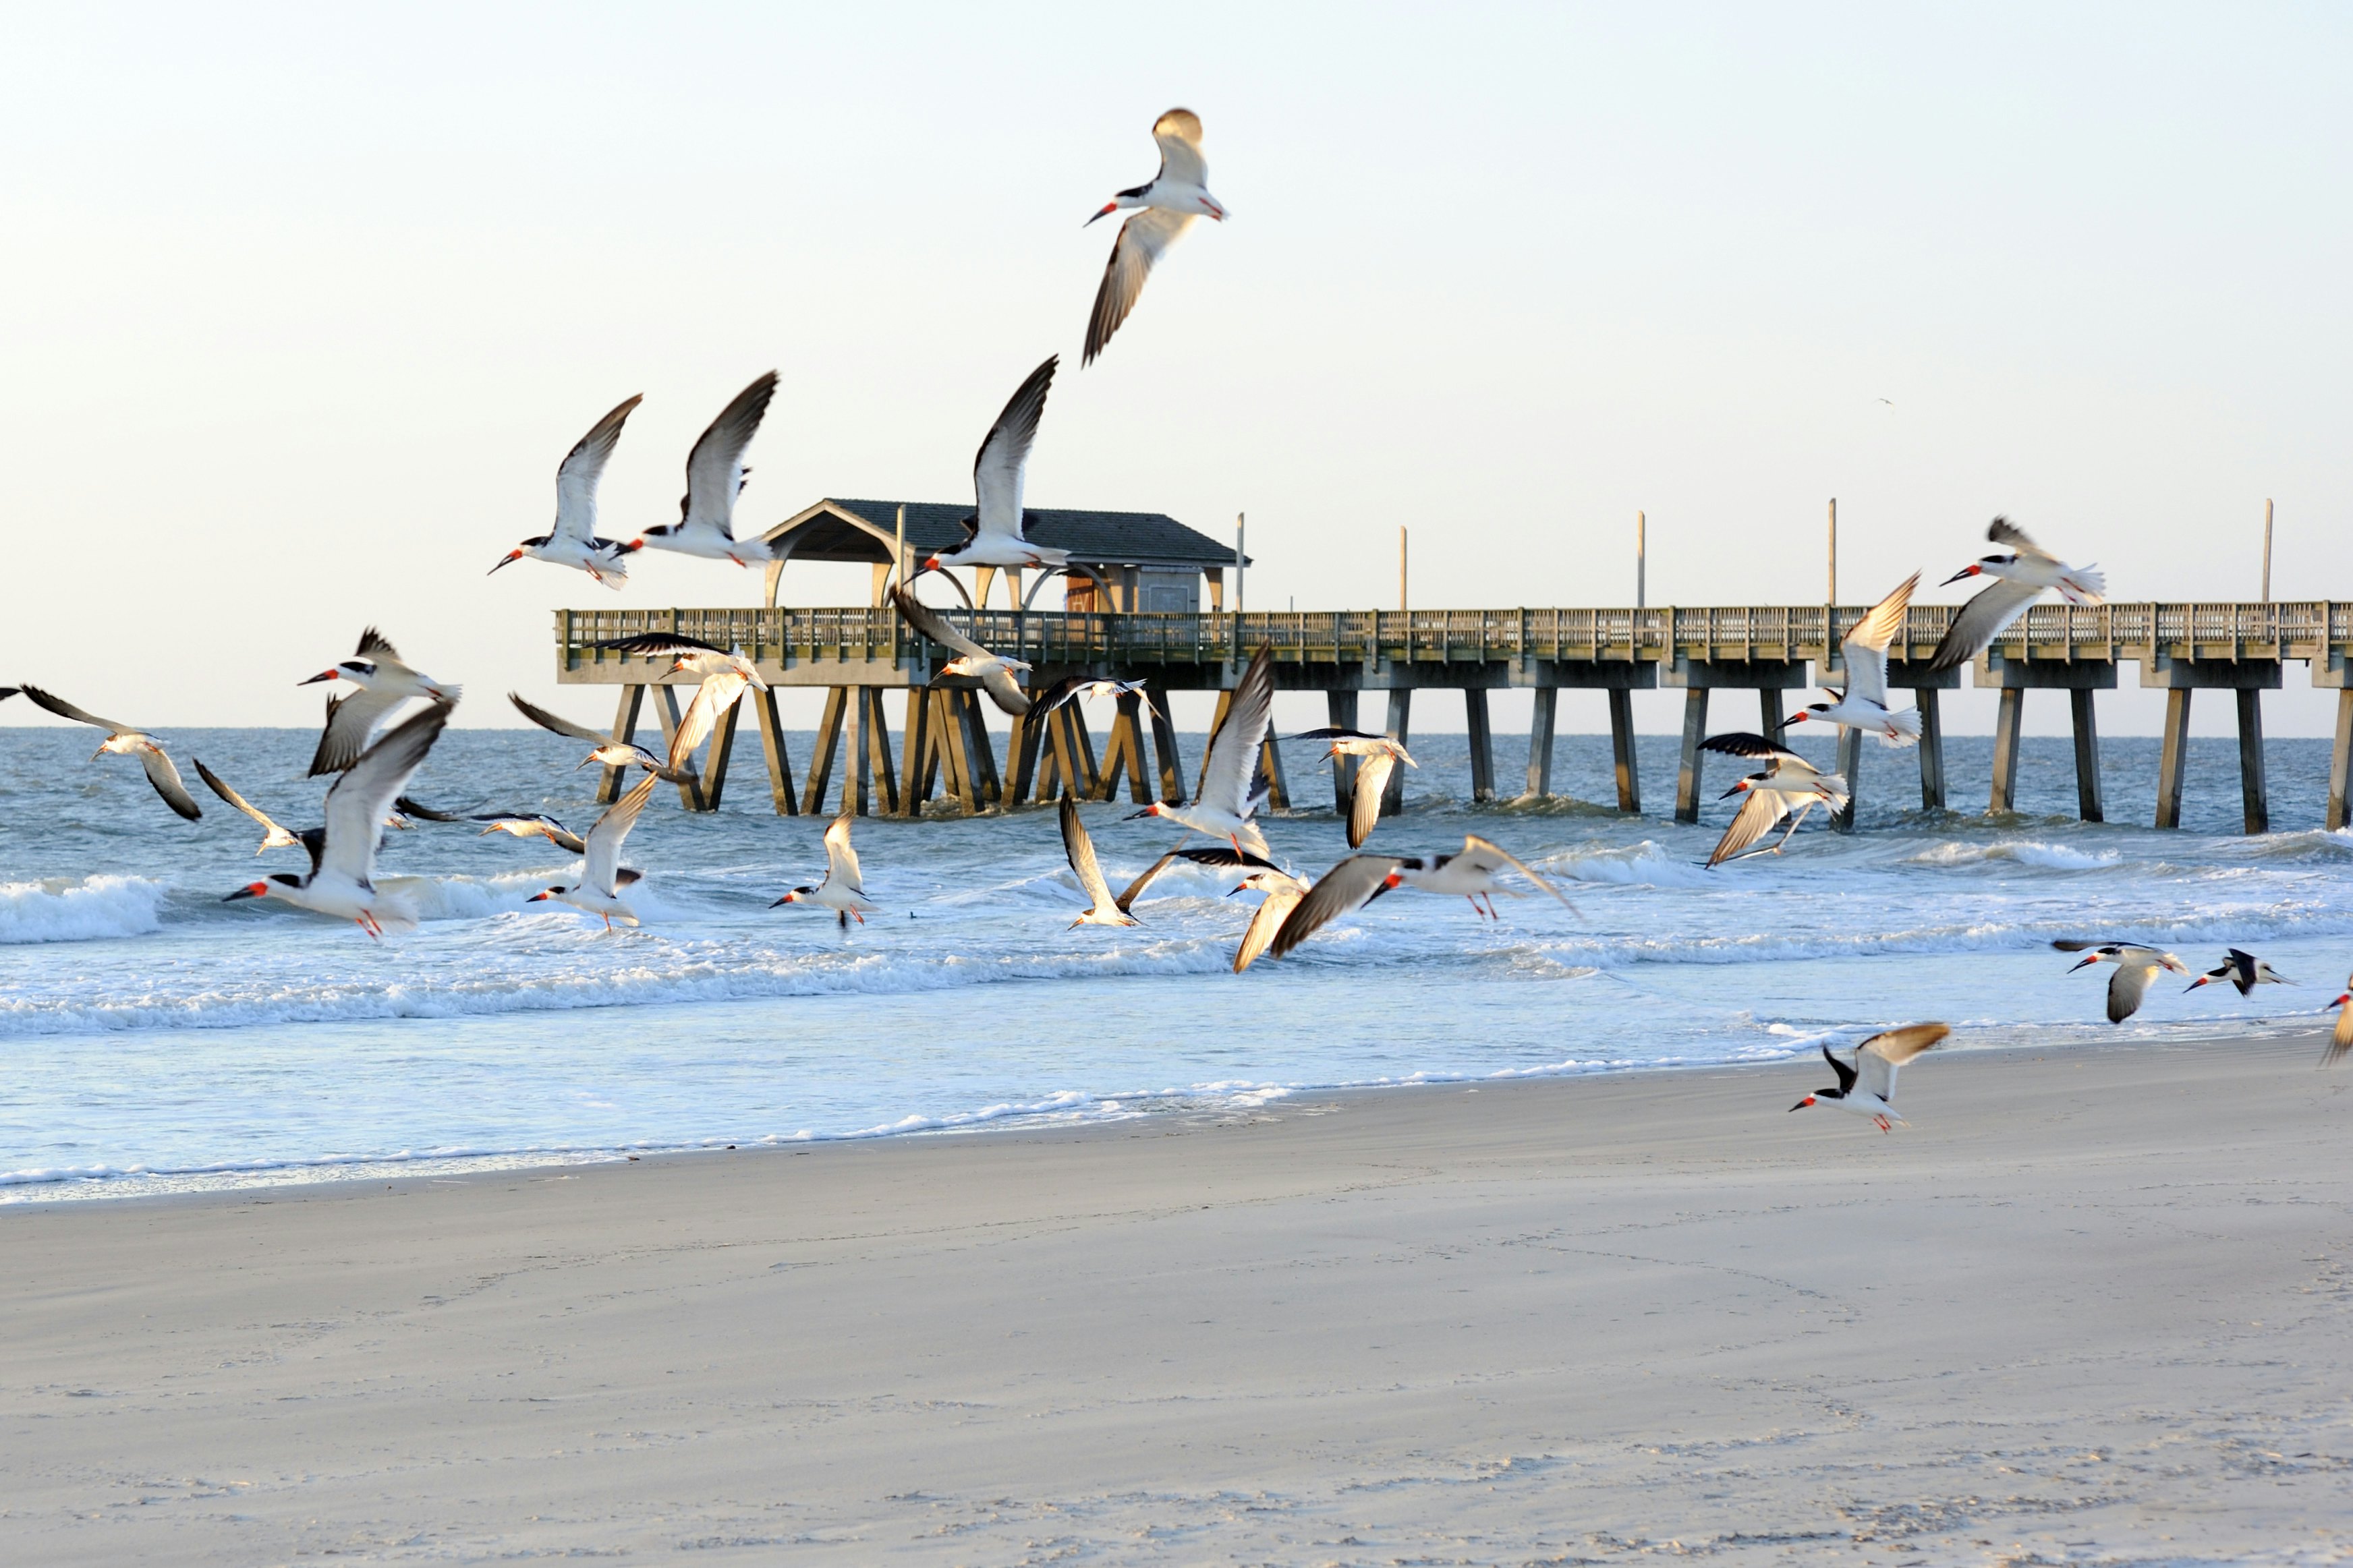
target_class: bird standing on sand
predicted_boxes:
[303,629,461,776]
[1083,109,1226,366]
[1127,645,1277,854]
[1270,836,1578,958]
[631,372,780,568]
[1699,734,1849,867]
[1285,727,1417,849]
[1927,519,2107,671]
[1788,1024,1950,1133]
[1059,793,1140,929]
[892,585,1034,717]
[772,814,878,929]
[2323,975,2352,1068]
[1782,573,1923,747]
[2186,948,2294,997]
[527,776,657,930]
[920,357,1069,581]
[19,685,203,821]
[489,394,644,587]
[2056,940,2188,1023]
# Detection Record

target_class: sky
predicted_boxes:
[3,3,2348,740]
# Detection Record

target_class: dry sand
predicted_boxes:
[5,1035,2351,1565]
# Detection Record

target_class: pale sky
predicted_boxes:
[3,3,2348,738]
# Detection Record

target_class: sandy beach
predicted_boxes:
[5,1035,2350,1565]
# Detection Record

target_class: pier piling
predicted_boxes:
[1524,688,1556,798]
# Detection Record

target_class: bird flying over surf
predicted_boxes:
[2056,940,2188,1023]
[302,629,459,778]
[632,372,780,567]
[1927,519,2106,672]
[20,685,203,821]
[490,394,644,587]
[771,814,878,929]
[1783,573,1923,747]
[892,585,1033,717]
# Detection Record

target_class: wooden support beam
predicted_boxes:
[1326,691,1361,817]
[1258,724,1290,811]
[2327,689,2353,832]
[701,697,742,811]
[1674,688,1709,824]
[1524,688,1557,798]
[1833,726,1863,832]
[935,690,977,815]
[1381,689,1411,817]
[2070,687,2104,823]
[598,684,646,805]
[1464,688,1495,803]
[842,681,868,816]
[1103,694,1154,804]
[897,688,932,818]
[2154,689,2191,829]
[749,685,798,816]
[1915,688,1946,812]
[1006,707,1044,805]
[1145,680,1185,803]
[863,687,899,817]
[651,683,708,811]
[1064,702,1100,800]
[1758,688,1785,738]
[1608,687,1640,814]
[958,691,1001,807]
[801,687,847,816]
[1989,687,2024,814]
[2236,687,2268,836]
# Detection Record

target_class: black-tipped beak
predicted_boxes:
[1123,808,1157,821]
[1084,201,1118,227]
[2184,976,2209,991]
[2068,955,2098,973]
[1939,567,1975,586]
[769,893,795,908]
[1788,1096,1814,1113]
[1718,782,1746,801]
[488,551,521,575]
[297,670,337,687]
[223,885,262,902]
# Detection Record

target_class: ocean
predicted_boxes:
[3,722,2347,1200]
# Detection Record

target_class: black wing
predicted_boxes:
[590,632,729,656]
[1820,1042,1858,1097]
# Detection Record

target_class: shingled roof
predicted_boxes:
[761,498,1246,569]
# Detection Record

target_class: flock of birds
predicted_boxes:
[8,107,2350,1127]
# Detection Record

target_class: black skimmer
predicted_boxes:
[771,814,878,928]
[586,632,770,692]
[2324,974,2352,1068]
[661,666,756,777]
[1927,518,2107,672]
[302,629,460,777]
[489,394,644,587]
[527,776,657,929]
[194,759,304,852]
[1039,677,1166,722]
[509,693,684,780]
[1285,726,1418,848]
[1126,645,1276,852]
[1270,836,1577,958]
[1083,109,1225,366]
[1059,792,1141,929]
[1114,844,1280,913]
[472,813,588,855]
[891,585,1033,716]
[1229,867,1312,973]
[1699,733,1849,867]
[1788,1024,1950,1133]
[1782,573,1923,747]
[920,357,1069,581]
[2055,940,2189,1022]
[225,699,455,937]
[18,685,202,821]
[631,372,780,567]
[2186,948,2294,997]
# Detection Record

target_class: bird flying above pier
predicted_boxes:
[633,372,781,568]
[1083,109,1225,366]
[1927,519,2106,672]
[490,394,644,587]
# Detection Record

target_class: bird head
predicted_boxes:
[1718,777,1757,801]
[488,547,526,575]
[1941,554,2017,586]
[1788,1094,1818,1113]
[1197,193,1227,221]
[1123,804,1166,822]
[2186,972,2215,991]
[919,552,945,573]
[527,885,571,903]
[1084,200,1121,227]
[2334,991,2352,1010]
[224,875,299,902]
[2067,952,2104,974]
[770,887,816,907]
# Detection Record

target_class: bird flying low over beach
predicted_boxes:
[1083,108,1224,366]
[1270,836,1577,958]
[1699,733,1848,867]
[2055,940,2188,1023]
[2325,975,2353,1068]
[2186,948,2293,997]
[632,372,781,567]
[922,357,1068,578]
[1228,867,1313,975]
[1783,573,1923,747]
[490,394,644,587]
[19,685,203,821]
[1059,793,1140,930]
[303,629,459,777]
[1127,645,1276,854]
[528,775,656,930]
[1788,1024,1950,1133]
[1927,518,2106,672]
[1284,728,1417,849]
[892,585,1033,717]
[772,814,878,929]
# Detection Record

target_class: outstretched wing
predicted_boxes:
[823,812,863,893]
[1458,836,1579,916]
[308,685,411,776]
[1840,572,1919,707]
[1854,1022,1950,1101]
[975,665,1032,718]
[1701,732,1808,767]
[892,585,992,662]
[1083,206,1196,366]
[973,356,1055,541]
[1706,788,1790,867]
[590,631,728,657]
[667,671,750,770]
[1060,792,1122,912]
[2107,961,2159,1023]
[1987,516,2051,560]
[19,685,130,733]
[1270,855,1406,959]
[319,700,454,887]
[1925,577,2041,673]
[554,395,642,546]
[196,759,294,842]
[1197,645,1276,817]
[1347,753,1394,848]
[509,693,608,745]
[679,372,777,539]
[1152,107,1206,187]
[585,776,658,896]
[135,744,202,821]
[1234,888,1303,974]
[1114,844,1278,913]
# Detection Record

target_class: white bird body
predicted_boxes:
[892,587,1033,716]
[2187,948,2294,997]
[924,357,1069,574]
[772,814,879,928]
[1127,645,1275,849]
[1271,836,1577,957]
[509,693,681,778]
[528,776,656,929]
[473,813,588,856]
[1060,794,1140,929]
[1788,1024,1950,1133]
[1286,727,1418,848]
[1230,868,1311,973]
[1928,519,2107,671]
[1786,573,1923,748]
[20,685,204,821]
[1040,678,1164,720]
[490,394,644,587]
[303,629,460,776]
[1699,734,1850,866]
[634,373,778,566]
[2056,940,2189,1022]
[1083,109,1225,365]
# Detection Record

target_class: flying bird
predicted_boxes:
[472,813,589,856]
[2055,940,2188,1023]
[225,699,456,937]
[1698,734,1849,867]
[633,372,780,567]
[1787,1024,1950,1133]
[921,357,1069,577]
[1927,519,2107,672]
[527,776,658,929]
[507,693,683,779]
[194,759,303,852]
[1270,836,1577,958]
[1285,727,1418,848]
[1114,843,1280,913]
[1127,645,1276,852]
[586,632,770,692]
[303,629,460,777]
[1082,108,1226,366]
[1782,573,1923,747]
[2323,974,2352,1068]
[663,666,754,776]
[1228,867,1313,974]
[489,394,645,587]
[2186,948,2294,997]
[19,685,202,821]
[771,813,878,929]
[891,585,1033,716]
[1039,678,1165,722]
[1060,792,1140,929]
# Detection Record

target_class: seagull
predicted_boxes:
[1060,792,1140,929]
[891,585,1033,716]
[1126,644,1276,852]
[771,813,878,929]
[2323,974,2352,1068]
[2186,948,2294,997]
[472,813,588,855]
[1083,108,1226,366]
[1284,726,1418,848]
[2055,940,2189,1023]
[527,776,656,929]
[18,686,202,821]
[1782,573,1923,747]
[489,394,644,587]
[302,629,460,776]
[225,699,455,937]
[509,693,684,779]
[1699,734,1850,867]
[1040,678,1166,722]
[1114,843,1280,913]
[586,632,770,692]
[631,372,779,567]
[1787,1024,1950,1133]
[1228,867,1312,974]
[1927,518,2107,671]
[1270,836,1578,958]
[194,759,303,852]
[920,356,1069,578]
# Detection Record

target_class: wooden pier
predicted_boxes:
[553,600,2353,834]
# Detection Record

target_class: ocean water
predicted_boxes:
[2,720,2347,1200]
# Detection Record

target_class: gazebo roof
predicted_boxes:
[760,498,1246,569]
